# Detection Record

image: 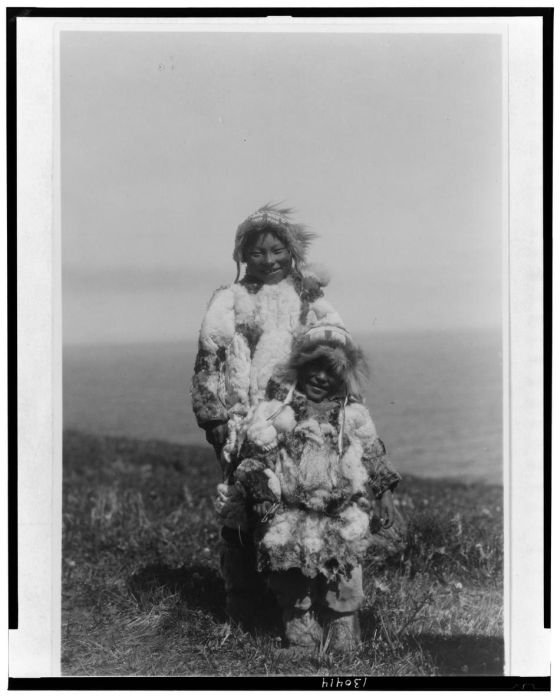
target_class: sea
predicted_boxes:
[63,328,503,484]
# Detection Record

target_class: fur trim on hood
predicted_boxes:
[233,204,317,272]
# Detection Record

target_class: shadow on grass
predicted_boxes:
[359,607,503,676]
[127,563,281,634]
[412,633,504,676]
[128,563,228,620]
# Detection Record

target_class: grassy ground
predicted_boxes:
[62,429,504,677]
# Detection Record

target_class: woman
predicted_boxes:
[192,204,343,474]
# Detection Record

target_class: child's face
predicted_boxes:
[244,231,291,284]
[298,358,344,402]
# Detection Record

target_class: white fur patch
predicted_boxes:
[272,406,297,433]
[264,468,282,499]
[225,334,251,407]
[337,504,370,542]
[250,329,294,403]
[345,403,378,441]
[231,284,255,325]
[199,287,235,351]
[247,421,278,450]
[253,279,301,333]
[300,515,324,555]
[339,441,369,493]
[262,510,294,548]
[246,401,283,449]
[253,400,281,421]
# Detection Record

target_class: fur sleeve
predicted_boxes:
[191,286,235,429]
[199,286,236,352]
[347,403,401,498]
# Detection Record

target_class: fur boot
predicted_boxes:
[282,608,323,648]
[325,611,361,652]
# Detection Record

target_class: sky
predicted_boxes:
[61,28,503,345]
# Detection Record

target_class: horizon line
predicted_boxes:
[63,323,503,350]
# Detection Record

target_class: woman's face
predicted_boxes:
[244,231,291,284]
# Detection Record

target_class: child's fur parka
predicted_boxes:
[233,380,401,581]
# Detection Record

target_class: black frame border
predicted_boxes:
[6,674,553,691]
[6,5,552,690]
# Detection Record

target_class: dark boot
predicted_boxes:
[220,527,266,629]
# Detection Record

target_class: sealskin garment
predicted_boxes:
[233,383,401,582]
[191,272,342,466]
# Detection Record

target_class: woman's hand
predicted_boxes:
[380,490,396,528]
[206,423,228,449]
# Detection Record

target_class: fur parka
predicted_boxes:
[229,385,401,581]
[191,273,342,465]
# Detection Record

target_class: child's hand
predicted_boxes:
[380,490,395,528]
[253,500,273,518]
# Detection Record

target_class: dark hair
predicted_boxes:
[240,227,291,263]
[299,354,346,385]
[292,347,345,378]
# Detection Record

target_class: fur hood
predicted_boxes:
[287,324,369,399]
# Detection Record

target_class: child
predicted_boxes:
[191,204,343,624]
[226,324,401,651]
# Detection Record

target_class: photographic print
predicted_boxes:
[9,10,550,689]
[60,23,504,678]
